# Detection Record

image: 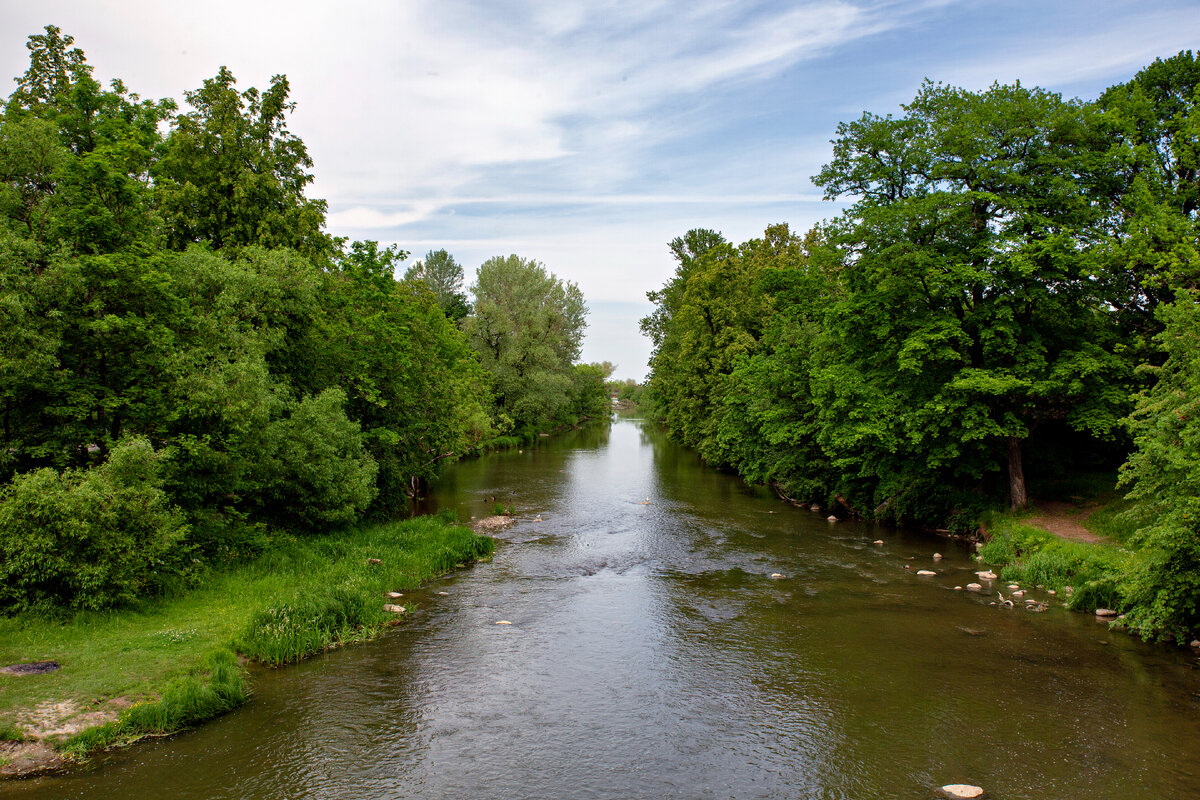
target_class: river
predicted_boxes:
[12,417,1200,799]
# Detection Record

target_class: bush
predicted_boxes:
[0,437,188,612]
[256,388,379,530]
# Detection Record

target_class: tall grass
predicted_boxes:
[980,513,1130,612]
[62,647,246,756]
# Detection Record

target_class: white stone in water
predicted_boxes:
[436,591,449,596]
[495,620,512,625]
[941,784,984,799]
[810,504,821,512]
[976,571,998,580]
[966,583,982,592]
[1007,584,1020,589]
[954,586,963,591]
[873,540,885,545]
[1191,640,1200,648]
[770,573,784,579]
[1095,608,1118,617]
[387,592,403,599]
[827,515,838,522]
[1012,590,1025,598]
[933,552,943,560]
[916,570,936,576]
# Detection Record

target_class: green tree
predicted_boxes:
[405,248,470,321]
[1118,292,1200,640]
[466,255,587,435]
[155,67,331,257]
[812,81,1131,514]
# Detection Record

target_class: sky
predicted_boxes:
[2,1,1199,380]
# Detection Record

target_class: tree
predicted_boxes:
[812,81,1131,513]
[466,255,587,435]
[405,249,470,321]
[1118,292,1200,640]
[154,67,331,257]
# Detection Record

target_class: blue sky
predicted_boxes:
[3,1,1199,379]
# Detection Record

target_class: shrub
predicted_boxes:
[0,437,188,612]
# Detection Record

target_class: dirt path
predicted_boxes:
[1024,500,1105,543]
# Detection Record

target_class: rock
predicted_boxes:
[382,604,406,613]
[436,591,449,596]
[941,784,984,799]
[1011,590,1025,598]
[386,592,403,599]
[495,620,512,625]
[966,583,982,592]
[975,571,997,580]
[1047,589,1057,595]
[1190,640,1200,648]
[974,542,984,551]
[810,504,821,512]
[769,573,784,579]
[1007,584,1020,589]
[954,586,963,591]
[1064,586,1074,595]
[0,660,60,675]
[916,570,936,576]
[1095,608,1118,617]
[932,552,943,560]
[826,515,838,522]
[367,558,382,565]
[873,540,884,545]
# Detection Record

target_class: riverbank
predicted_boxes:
[977,493,1143,623]
[0,516,493,777]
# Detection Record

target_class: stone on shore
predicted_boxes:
[382,604,406,613]
[1095,608,1118,617]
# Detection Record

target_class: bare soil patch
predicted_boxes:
[1025,500,1105,543]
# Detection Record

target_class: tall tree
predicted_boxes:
[466,255,586,435]
[154,67,332,257]
[404,248,470,321]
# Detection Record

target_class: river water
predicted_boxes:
[12,417,1200,799]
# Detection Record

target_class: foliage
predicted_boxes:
[466,254,588,435]
[405,248,471,321]
[0,437,187,612]
[1117,292,1200,640]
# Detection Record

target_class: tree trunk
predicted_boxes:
[1007,435,1028,510]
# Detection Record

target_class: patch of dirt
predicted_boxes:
[1,695,142,779]
[1025,500,1105,543]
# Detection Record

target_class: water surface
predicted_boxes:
[14,418,1200,798]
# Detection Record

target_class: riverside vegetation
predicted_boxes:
[641,53,1200,643]
[0,26,604,767]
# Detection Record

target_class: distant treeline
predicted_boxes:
[642,53,1200,640]
[0,27,609,612]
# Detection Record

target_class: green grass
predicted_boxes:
[980,509,1131,612]
[0,516,493,757]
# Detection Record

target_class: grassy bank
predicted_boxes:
[977,494,1142,615]
[0,516,492,767]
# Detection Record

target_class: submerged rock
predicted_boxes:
[941,785,984,799]
[916,570,936,576]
